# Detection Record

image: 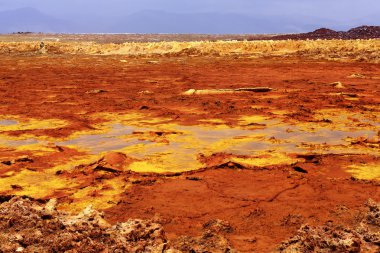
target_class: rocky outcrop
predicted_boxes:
[279,199,380,253]
[171,219,236,253]
[0,197,167,252]
[0,197,237,252]
[273,26,380,40]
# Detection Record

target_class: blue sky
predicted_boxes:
[0,0,379,33]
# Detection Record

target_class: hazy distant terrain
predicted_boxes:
[108,10,327,34]
[0,7,377,34]
[0,8,75,33]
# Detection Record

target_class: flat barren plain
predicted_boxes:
[0,35,379,252]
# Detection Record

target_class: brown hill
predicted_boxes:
[273,26,380,40]
[347,26,380,39]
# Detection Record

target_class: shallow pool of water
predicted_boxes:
[58,124,146,153]
[0,114,378,172]
[0,119,18,126]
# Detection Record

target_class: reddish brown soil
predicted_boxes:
[0,52,379,252]
[105,157,380,252]
[1,55,379,136]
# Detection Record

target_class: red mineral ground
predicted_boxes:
[0,32,379,252]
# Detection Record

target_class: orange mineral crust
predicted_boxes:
[0,37,379,252]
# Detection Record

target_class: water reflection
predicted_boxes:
[0,120,18,126]
[0,115,378,172]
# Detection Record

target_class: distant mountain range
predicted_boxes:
[0,7,377,34]
[108,10,330,34]
[0,7,76,33]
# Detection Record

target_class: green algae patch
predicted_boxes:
[347,164,380,181]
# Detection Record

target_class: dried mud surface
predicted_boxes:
[0,38,380,252]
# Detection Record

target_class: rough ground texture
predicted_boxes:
[0,197,378,252]
[279,199,380,252]
[0,35,379,252]
[0,197,235,253]
[0,197,168,252]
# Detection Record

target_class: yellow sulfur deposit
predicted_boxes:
[347,164,380,181]
[0,39,379,62]
[231,153,299,168]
